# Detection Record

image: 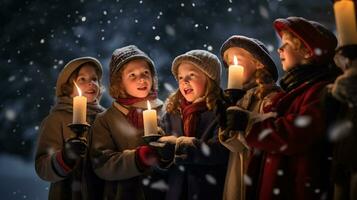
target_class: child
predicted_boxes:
[35,57,105,200]
[157,50,229,200]
[227,17,339,200]
[90,45,164,200]
[325,44,357,200]
[218,35,280,200]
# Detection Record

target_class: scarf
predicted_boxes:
[180,97,208,137]
[279,64,331,92]
[116,92,158,129]
[51,96,105,123]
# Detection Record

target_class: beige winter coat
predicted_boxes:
[219,85,280,200]
[90,99,163,200]
[35,97,105,200]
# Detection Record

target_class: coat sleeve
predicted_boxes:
[90,114,141,181]
[246,83,328,155]
[35,113,69,182]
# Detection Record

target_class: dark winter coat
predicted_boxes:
[35,96,105,200]
[90,100,164,200]
[160,108,229,200]
[245,64,339,200]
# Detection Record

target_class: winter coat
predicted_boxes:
[245,64,339,200]
[160,108,229,200]
[90,99,164,200]
[35,96,105,200]
[219,84,281,200]
[322,67,357,200]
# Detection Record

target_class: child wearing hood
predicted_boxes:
[90,45,164,200]
[218,35,280,200]
[35,57,105,200]
[156,50,229,200]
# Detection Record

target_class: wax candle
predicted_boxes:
[227,55,244,89]
[334,0,357,46]
[73,82,87,124]
[143,100,158,136]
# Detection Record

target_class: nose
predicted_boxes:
[277,46,284,54]
[183,75,190,84]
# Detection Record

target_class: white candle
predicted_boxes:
[143,100,158,136]
[73,82,87,124]
[334,0,357,46]
[227,55,244,89]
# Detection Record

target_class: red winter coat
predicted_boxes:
[246,80,333,200]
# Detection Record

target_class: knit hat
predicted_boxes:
[172,50,222,85]
[220,35,278,81]
[109,45,156,78]
[56,57,103,97]
[274,16,337,65]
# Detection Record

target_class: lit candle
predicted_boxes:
[227,55,244,89]
[143,100,158,136]
[334,0,357,46]
[73,82,87,124]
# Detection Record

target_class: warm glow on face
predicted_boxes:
[233,55,238,65]
[74,81,82,96]
[147,100,151,110]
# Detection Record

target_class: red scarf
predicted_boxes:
[116,92,157,129]
[180,98,208,137]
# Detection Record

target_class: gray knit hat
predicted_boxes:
[172,49,222,85]
[109,45,156,78]
[220,35,278,81]
[56,57,103,97]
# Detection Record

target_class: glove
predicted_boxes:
[135,145,158,170]
[175,136,198,159]
[150,135,177,161]
[226,106,249,132]
[331,68,357,106]
[62,138,87,167]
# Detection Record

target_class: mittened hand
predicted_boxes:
[149,135,177,161]
[226,106,249,132]
[332,68,357,106]
[62,138,87,166]
[135,145,158,169]
[175,136,197,156]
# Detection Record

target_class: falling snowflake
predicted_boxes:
[314,48,322,56]
[194,24,199,28]
[103,10,107,15]
[164,82,175,93]
[165,25,175,36]
[5,109,16,121]
[328,120,353,141]
[8,75,16,82]
[267,44,274,52]
[305,182,311,187]
[180,3,185,7]
[81,16,86,22]
[258,129,272,141]
[205,174,217,185]
[201,142,210,156]
[314,188,320,194]
[40,39,45,44]
[207,45,213,51]
[152,26,156,30]
[150,180,169,191]
[142,178,150,186]
[227,7,232,12]
[192,3,195,7]
[134,19,138,23]
[279,144,287,152]
[243,174,252,186]
[277,169,284,176]
[294,115,312,128]
[259,6,269,19]
[58,60,63,65]
[178,165,185,172]
[155,36,160,40]
[273,188,280,195]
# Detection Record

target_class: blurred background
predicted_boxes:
[0,0,338,199]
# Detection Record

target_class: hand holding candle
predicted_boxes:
[334,0,357,46]
[143,100,158,136]
[73,82,87,124]
[227,55,244,89]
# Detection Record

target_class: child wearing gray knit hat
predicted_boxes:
[156,49,229,200]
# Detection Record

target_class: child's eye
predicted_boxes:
[190,73,195,77]
[77,77,86,83]
[129,73,135,78]
[178,76,183,80]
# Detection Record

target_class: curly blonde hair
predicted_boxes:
[165,77,221,113]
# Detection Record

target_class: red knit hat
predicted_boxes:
[274,17,337,65]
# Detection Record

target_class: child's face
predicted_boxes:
[121,59,153,98]
[178,62,207,103]
[224,47,261,84]
[71,64,100,103]
[278,33,309,71]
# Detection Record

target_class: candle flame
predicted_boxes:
[73,81,82,96]
[147,100,151,110]
[233,55,239,65]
